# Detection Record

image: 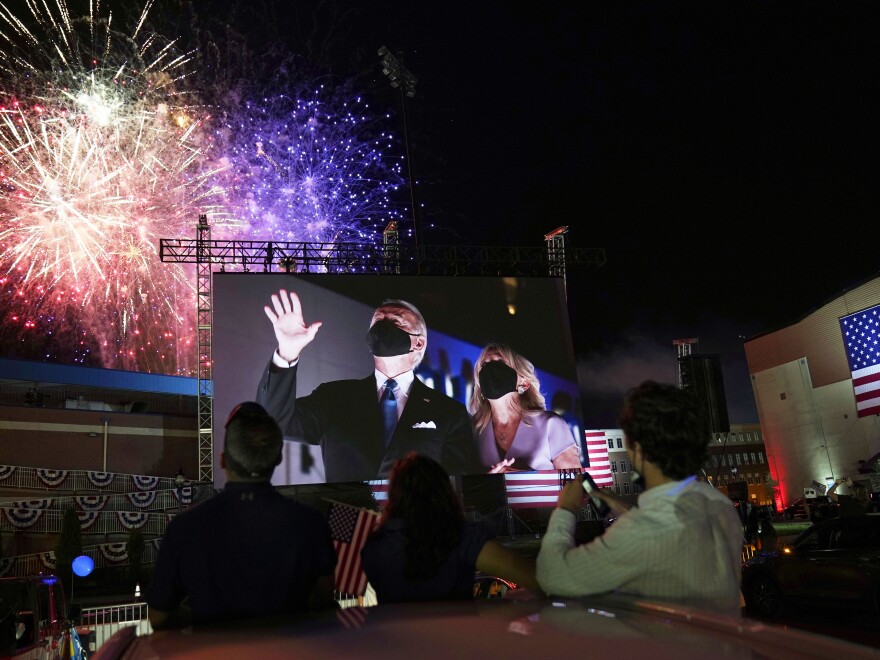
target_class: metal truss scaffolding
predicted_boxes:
[196,216,214,482]
[160,238,605,276]
[164,226,606,483]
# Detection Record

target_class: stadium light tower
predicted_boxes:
[378,46,420,250]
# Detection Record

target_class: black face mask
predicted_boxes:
[480,361,519,400]
[366,319,419,357]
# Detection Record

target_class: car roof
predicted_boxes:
[93,592,880,659]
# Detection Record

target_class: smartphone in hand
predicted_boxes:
[581,472,611,518]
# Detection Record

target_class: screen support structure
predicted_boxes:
[196,216,214,483]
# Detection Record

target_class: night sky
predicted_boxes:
[6,1,880,426]
[201,0,877,426]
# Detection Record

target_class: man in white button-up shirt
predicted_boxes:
[537,380,744,616]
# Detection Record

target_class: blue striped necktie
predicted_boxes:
[381,378,398,447]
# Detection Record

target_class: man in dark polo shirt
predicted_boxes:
[147,402,337,628]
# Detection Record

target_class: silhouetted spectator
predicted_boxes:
[148,402,336,628]
[537,381,744,616]
[361,452,540,602]
[827,477,869,517]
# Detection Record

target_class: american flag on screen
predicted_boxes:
[839,304,880,418]
[367,480,388,505]
[504,471,564,509]
[328,501,380,596]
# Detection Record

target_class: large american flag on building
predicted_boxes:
[328,501,380,597]
[839,304,880,418]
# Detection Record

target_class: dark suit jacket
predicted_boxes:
[256,360,482,483]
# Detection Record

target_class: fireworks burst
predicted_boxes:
[0,0,225,373]
[0,2,408,374]
[215,84,406,247]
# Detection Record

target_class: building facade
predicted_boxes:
[743,276,880,508]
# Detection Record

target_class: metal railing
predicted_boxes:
[0,464,192,494]
[0,508,171,536]
[1,540,161,577]
[0,488,207,513]
[79,602,152,652]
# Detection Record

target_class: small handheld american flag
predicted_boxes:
[328,501,380,597]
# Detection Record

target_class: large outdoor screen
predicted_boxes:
[213,273,582,487]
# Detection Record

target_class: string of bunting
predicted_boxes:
[98,543,129,564]
[40,552,55,570]
[172,486,193,506]
[36,469,68,488]
[76,495,110,511]
[116,511,149,530]
[2,508,44,528]
[76,511,100,530]
[132,475,159,491]
[11,499,54,509]
[126,491,157,508]
[87,471,115,488]
[0,465,15,481]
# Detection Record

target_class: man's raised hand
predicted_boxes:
[264,289,322,363]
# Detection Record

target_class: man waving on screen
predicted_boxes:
[256,289,481,483]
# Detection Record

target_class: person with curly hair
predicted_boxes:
[361,452,540,602]
[469,343,581,473]
[536,381,744,615]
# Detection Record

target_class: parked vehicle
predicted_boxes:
[742,513,880,619]
[90,591,880,659]
[783,496,838,520]
[0,574,92,659]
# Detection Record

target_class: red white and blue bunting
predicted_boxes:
[40,552,56,570]
[12,499,54,509]
[87,472,115,488]
[116,511,148,530]
[3,508,44,528]
[36,469,68,488]
[76,511,100,530]
[99,543,129,564]
[132,475,159,492]
[172,486,193,506]
[126,491,157,509]
[0,465,15,481]
[76,495,109,512]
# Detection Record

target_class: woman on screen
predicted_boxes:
[469,343,582,473]
[361,452,539,602]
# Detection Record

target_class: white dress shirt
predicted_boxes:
[536,476,744,615]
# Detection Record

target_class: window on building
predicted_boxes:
[758,452,765,464]
[615,483,621,494]
[611,461,617,473]
[747,475,754,485]
[623,482,630,494]
[735,454,743,466]
[742,453,750,465]
[620,460,628,473]
[712,455,720,467]
[607,439,614,449]
[616,438,623,449]
[750,452,757,465]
